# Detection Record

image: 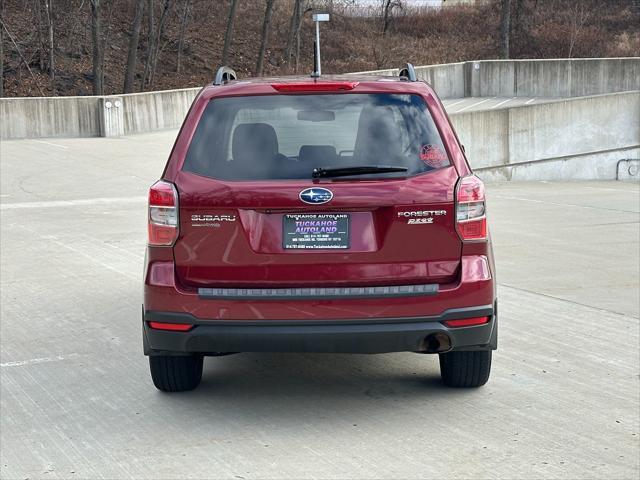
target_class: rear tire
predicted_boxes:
[149,355,203,392]
[439,350,491,388]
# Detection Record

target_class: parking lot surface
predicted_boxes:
[441,96,554,113]
[1,133,639,479]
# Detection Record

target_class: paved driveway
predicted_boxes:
[1,134,638,479]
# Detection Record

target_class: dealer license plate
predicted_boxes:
[283,213,350,249]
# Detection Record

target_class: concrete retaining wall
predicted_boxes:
[0,96,101,138]
[466,57,640,98]
[478,148,640,182]
[452,91,640,181]
[415,62,466,99]
[1,58,639,181]
[120,87,201,135]
[350,61,467,98]
[0,87,202,140]
[353,57,640,99]
[2,57,638,140]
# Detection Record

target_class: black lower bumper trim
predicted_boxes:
[143,305,497,355]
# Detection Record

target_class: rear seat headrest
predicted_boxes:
[232,123,279,165]
[298,145,338,165]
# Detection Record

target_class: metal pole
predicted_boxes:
[311,13,328,78]
[315,20,321,76]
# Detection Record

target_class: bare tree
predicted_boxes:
[566,1,589,58]
[89,0,104,95]
[44,0,54,80]
[148,0,173,86]
[221,0,238,66]
[285,0,311,73]
[34,0,45,71]
[142,0,155,89]
[0,0,4,97]
[285,0,302,66]
[381,0,402,36]
[499,0,511,59]
[176,0,191,74]
[294,5,314,73]
[510,0,523,55]
[0,16,45,95]
[255,0,275,76]
[124,0,145,92]
[371,40,389,69]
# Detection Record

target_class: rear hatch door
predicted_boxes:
[173,91,461,288]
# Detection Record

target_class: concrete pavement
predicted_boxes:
[442,96,553,113]
[1,133,639,479]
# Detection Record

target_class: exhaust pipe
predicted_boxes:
[422,333,452,353]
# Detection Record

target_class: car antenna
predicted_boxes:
[311,13,329,78]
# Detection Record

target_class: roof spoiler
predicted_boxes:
[213,66,237,85]
[399,63,417,82]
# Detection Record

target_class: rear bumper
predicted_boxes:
[143,304,497,355]
[144,254,496,321]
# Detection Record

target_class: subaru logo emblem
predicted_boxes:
[299,187,333,205]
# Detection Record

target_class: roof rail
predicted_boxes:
[399,63,417,82]
[213,66,237,85]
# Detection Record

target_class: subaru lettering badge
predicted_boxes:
[299,187,333,205]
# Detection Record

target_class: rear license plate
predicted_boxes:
[283,213,350,249]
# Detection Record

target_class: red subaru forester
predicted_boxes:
[143,65,497,392]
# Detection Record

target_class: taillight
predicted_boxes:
[455,175,487,241]
[148,180,178,246]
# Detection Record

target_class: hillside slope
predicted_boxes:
[1,0,638,97]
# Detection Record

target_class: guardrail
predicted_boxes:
[616,159,640,181]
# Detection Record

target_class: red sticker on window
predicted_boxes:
[420,144,448,168]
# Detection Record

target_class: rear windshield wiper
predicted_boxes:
[312,165,408,178]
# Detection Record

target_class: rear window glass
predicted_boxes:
[183,93,450,181]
